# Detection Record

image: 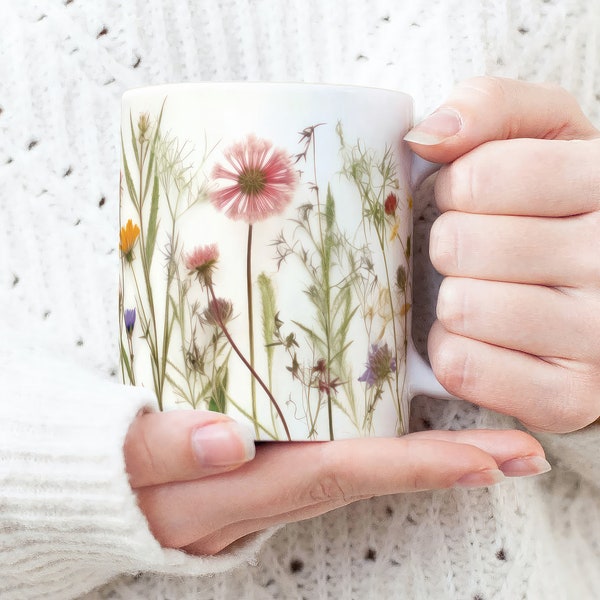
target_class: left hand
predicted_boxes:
[405,76,600,433]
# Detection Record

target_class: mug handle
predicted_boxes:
[406,153,457,400]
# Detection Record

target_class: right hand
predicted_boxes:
[124,410,550,556]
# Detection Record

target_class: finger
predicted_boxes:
[434,137,600,216]
[404,76,598,164]
[178,429,548,555]
[406,428,547,472]
[138,432,542,548]
[429,211,600,287]
[183,499,350,555]
[428,320,600,433]
[436,277,600,361]
[124,410,255,488]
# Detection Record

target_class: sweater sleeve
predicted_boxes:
[0,326,276,600]
[533,424,600,491]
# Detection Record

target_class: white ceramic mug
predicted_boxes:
[119,82,452,441]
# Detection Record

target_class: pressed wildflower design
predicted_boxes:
[270,124,361,439]
[185,243,219,284]
[120,99,410,440]
[120,219,141,261]
[124,308,136,334]
[384,192,398,216]
[123,307,136,384]
[210,135,297,435]
[358,342,397,423]
[210,134,297,222]
[185,243,291,440]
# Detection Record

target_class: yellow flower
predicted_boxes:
[389,221,399,241]
[120,219,140,260]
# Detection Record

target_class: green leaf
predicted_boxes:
[325,184,336,232]
[405,235,411,259]
[257,273,277,385]
[143,99,166,203]
[165,373,192,406]
[396,265,407,294]
[329,340,354,366]
[145,174,160,269]
[210,365,229,413]
[129,112,140,169]
[292,319,326,348]
[119,342,134,384]
[121,135,139,209]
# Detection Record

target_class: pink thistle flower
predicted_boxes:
[201,297,234,327]
[210,135,297,223]
[358,343,397,388]
[185,243,219,285]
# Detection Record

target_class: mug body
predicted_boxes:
[120,82,414,440]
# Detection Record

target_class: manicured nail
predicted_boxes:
[403,108,463,145]
[499,456,552,478]
[453,468,506,489]
[192,421,256,467]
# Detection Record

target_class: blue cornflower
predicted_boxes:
[124,308,136,335]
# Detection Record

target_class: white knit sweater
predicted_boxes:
[1,1,599,599]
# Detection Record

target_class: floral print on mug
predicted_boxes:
[119,102,411,441]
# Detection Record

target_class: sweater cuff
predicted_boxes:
[0,333,274,600]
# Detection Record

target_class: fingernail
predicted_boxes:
[453,468,506,489]
[192,421,256,467]
[403,108,463,145]
[499,456,552,478]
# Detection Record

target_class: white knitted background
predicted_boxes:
[1,1,599,599]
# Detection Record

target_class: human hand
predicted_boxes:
[124,409,549,555]
[405,76,600,434]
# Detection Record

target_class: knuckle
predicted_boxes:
[124,413,165,487]
[402,442,431,490]
[429,213,459,274]
[308,472,347,505]
[568,369,600,429]
[536,83,586,137]
[137,420,168,483]
[436,157,477,213]
[586,142,600,210]
[429,330,474,398]
[305,449,351,504]
[528,367,599,433]
[539,82,578,110]
[584,213,600,281]
[458,77,512,138]
[460,76,509,103]
[436,278,466,333]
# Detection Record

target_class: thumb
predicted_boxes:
[124,410,256,487]
[404,76,598,163]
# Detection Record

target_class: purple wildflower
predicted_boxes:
[358,343,397,388]
[124,308,136,335]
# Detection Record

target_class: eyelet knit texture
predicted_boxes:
[0,1,599,599]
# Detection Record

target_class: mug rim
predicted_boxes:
[122,81,413,104]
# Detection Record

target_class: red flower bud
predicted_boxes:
[384,192,398,215]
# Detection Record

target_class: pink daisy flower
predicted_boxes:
[210,134,297,223]
[185,243,219,285]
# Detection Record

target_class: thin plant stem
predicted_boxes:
[135,137,164,409]
[310,135,334,440]
[207,282,291,441]
[246,224,258,437]
[127,335,136,383]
